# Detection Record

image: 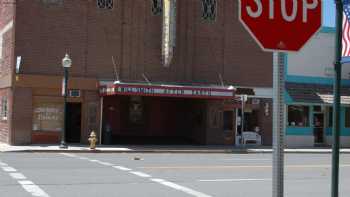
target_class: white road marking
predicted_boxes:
[2,166,17,172]
[18,181,50,197]
[0,161,8,166]
[112,166,132,171]
[1,162,50,197]
[222,159,270,161]
[198,178,272,182]
[58,154,211,197]
[9,173,26,180]
[78,157,89,160]
[98,161,114,166]
[21,184,50,197]
[18,180,35,185]
[130,171,151,178]
[141,164,350,170]
[60,153,76,158]
[151,178,212,197]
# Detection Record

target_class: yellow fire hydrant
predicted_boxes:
[88,131,98,150]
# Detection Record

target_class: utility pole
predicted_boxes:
[331,1,343,197]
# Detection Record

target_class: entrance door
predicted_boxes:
[66,103,82,143]
[223,110,235,145]
[313,113,324,144]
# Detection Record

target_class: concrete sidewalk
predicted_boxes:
[1,143,350,153]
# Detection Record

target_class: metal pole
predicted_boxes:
[60,68,68,149]
[241,95,244,145]
[272,52,285,197]
[99,96,104,145]
[331,1,343,197]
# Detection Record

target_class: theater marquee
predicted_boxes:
[100,83,235,99]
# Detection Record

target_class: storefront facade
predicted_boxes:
[0,0,273,145]
[285,27,350,147]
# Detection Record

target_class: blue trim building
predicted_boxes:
[285,27,350,147]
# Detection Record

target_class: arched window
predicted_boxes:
[97,0,114,10]
[201,0,217,21]
[152,0,162,15]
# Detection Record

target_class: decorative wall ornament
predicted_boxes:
[97,0,114,10]
[201,0,217,21]
[151,0,162,15]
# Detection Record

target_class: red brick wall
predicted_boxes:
[0,1,15,143]
[14,0,272,87]
[0,0,15,85]
[12,87,32,144]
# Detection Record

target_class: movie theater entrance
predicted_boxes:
[99,82,235,145]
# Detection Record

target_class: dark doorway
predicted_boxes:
[66,103,82,143]
[313,113,324,144]
[102,96,206,145]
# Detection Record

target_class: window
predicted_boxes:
[288,105,309,127]
[201,0,217,21]
[327,107,333,128]
[32,102,64,132]
[1,96,7,120]
[151,0,162,15]
[345,107,350,128]
[97,0,114,10]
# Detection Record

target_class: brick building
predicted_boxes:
[0,0,273,146]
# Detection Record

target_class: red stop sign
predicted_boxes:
[239,0,322,52]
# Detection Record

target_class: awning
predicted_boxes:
[286,82,350,105]
[317,94,350,105]
[99,82,235,99]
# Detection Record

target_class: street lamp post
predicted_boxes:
[59,54,72,149]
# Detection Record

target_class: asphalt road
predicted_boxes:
[0,152,349,197]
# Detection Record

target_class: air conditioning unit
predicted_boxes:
[69,89,80,97]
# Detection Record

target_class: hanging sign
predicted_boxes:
[162,0,176,67]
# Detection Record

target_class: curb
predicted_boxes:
[1,149,249,154]
[2,149,350,154]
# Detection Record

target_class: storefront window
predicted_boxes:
[345,107,350,128]
[288,105,309,127]
[327,107,333,128]
[33,102,64,131]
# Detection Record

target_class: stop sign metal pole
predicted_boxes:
[272,52,285,197]
[331,1,343,197]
